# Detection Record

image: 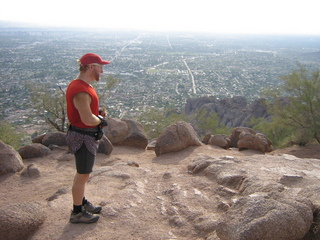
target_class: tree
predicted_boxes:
[265,65,320,145]
[27,83,66,132]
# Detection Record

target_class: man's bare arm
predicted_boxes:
[73,92,101,126]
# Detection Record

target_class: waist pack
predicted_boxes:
[69,125,104,140]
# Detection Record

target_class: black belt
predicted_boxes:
[69,125,104,140]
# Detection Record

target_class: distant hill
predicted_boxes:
[185,96,270,128]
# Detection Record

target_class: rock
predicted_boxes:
[185,96,217,115]
[31,134,46,143]
[18,143,51,159]
[21,164,40,178]
[105,118,128,144]
[238,132,272,153]
[241,180,285,196]
[216,172,247,190]
[42,132,67,147]
[98,135,113,155]
[194,215,218,237]
[302,206,320,240]
[297,186,320,206]
[0,140,24,176]
[155,121,202,156]
[229,127,257,148]
[0,202,46,240]
[104,118,148,149]
[202,134,212,144]
[208,134,230,149]
[279,174,303,187]
[188,157,216,174]
[116,119,148,149]
[216,196,313,240]
[127,160,139,167]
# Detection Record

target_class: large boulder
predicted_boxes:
[238,132,272,153]
[208,134,230,149]
[105,118,128,144]
[0,202,46,240]
[42,132,67,147]
[18,143,51,159]
[0,140,24,176]
[113,119,148,149]
[229,127,257,148]
[216,196,313,240]
[155,121,202,156]
[31,134,46,144]
[229,127,272,153]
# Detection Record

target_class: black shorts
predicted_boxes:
[75,144,95,174]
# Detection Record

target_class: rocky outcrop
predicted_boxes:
[185,96,270,128]
[216,196,313,240]
[187,155,319,239]
[0,140,24,176]
[0,202,46,240]
[155,121,202,156]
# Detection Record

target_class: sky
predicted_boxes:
[1,0,319,35]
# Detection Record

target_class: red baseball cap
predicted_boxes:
[79,53,110,66]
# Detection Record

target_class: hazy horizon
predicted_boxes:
[1,0,320,35]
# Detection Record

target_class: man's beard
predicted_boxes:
[94,71,100,81]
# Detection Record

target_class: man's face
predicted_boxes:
[91,64,103,81]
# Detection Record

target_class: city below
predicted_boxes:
[0,26,319,134]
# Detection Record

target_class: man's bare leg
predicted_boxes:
[72,173,90,206]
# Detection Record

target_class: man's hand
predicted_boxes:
[99,107,107,118]
[97,115,108,127]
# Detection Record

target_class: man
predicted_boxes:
[66,53,110,224]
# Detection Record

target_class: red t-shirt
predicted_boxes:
[66,79,99,128]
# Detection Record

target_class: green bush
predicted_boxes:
[259,65,320,146]
[0,121,24,149]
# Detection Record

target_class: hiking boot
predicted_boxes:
[83,201,102,214]
[70,210,100,224]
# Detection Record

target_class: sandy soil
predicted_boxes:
[1,143,319,240]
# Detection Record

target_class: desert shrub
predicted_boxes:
[0,121,24,149]
[260,65,320,146]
